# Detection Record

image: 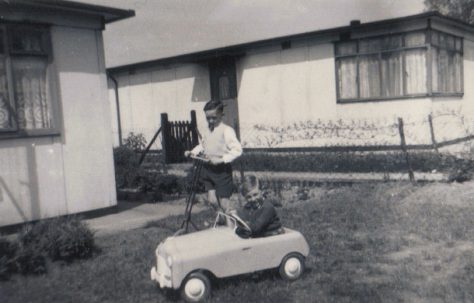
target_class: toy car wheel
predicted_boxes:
[279,253,305,281]
[180,272,211,302]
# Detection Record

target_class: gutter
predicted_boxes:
[107,73,123,146]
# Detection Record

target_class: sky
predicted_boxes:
[78,0,427,68]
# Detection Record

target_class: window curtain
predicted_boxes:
[0,60,10,129]
[359,55,380,98]
[218,75,230,100]
[338,58,357,99]
[454,52,462,92]
[432,48,439,92]
[12,57,51,130]
[381,52,403,97]
[405,49,427,94]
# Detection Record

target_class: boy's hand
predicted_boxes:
[184,150,192,157]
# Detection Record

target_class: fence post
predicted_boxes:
[161,113,169,164]
[398,117,415,181]
[428,114,439,153]
[190,110,200,145]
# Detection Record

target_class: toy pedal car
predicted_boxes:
[151,212,310,302]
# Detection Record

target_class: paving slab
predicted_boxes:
[85,199,204,237]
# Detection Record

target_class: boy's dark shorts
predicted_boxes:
[200,163,233,198]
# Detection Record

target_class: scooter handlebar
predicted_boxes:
[189,155,210,163]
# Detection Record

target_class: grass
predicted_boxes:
[2,181,474,302]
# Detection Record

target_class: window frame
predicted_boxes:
[209,56,237,101]
[334,29,464,104]
[0,22,60,139]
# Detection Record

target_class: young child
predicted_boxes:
[185,100,242,214]
[235,175,282,237]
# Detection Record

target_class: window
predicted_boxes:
[335,30,463,102]
[0,24,56,135]
[209,57,237,100]
[431,31,463,94]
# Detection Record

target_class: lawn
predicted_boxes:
[2,181,474,302]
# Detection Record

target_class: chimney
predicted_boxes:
[350,20,361,26]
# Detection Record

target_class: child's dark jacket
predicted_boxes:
[237,199,281,237]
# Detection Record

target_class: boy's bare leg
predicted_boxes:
[207,190,236,225]
[219,198,233,213]
[207,190,220,212]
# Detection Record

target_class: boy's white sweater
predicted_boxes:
[191,122,242,163]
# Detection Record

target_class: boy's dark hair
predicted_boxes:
[204,100,224,113]
[240,174,259,196]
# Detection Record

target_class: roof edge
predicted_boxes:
[107,11,473,73]
[1,0,135,24]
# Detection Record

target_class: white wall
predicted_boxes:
[0,137,67,226]
[428,38,474,154]
[110,63,211,148]
[237,40,474,149]
[108,30,474,151]
[54,26,116,214]
[0,25,116,226]
[237,42,338,147]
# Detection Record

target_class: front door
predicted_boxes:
[209,56,240,138]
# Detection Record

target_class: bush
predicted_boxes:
[17,217,96,268]
[114,132,149,189]
[155,174,183,195]
[123,132,147,152]
[446,158,474,182]
[0,238,18,280]
[15,245,47,275]
[140,173,190,201]
[46,218,96,262]
[235,150,474,175]
[114,145,144,188]
[0,226,49,276]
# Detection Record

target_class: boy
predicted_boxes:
[235,175,282,237]
[185,100,242,213]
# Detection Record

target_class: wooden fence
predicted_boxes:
[161,111,199,164]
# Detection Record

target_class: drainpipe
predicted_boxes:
[107,73,123,146]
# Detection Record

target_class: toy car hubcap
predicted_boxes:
[284,257,302,278]
[185,278,206,300]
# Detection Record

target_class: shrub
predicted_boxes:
[140,173,190,201]
[7,225,48,275]
[114,145,144,188]
[0,238,18,280]
[46,217,96,262]
[114,132,149,189]
[15,245,47,275]
[446,158,474,183]
[156,174,183,195]
[183,165,206,194]
[18,217,96,266]
[123,132,147,151]
[235,150,474,175]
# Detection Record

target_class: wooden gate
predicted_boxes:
[161,111,200,164]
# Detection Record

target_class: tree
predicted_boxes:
[425,0,474,24]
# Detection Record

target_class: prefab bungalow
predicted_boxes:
[107,12,474,154]
[0,1,134,227]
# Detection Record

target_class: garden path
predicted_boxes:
[84,199,205,237]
